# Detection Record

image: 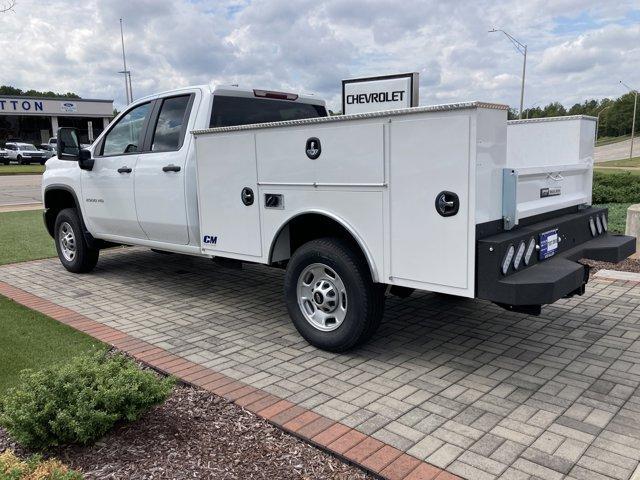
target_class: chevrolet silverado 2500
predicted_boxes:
[43,84,635,351]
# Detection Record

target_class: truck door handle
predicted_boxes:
[117,166,132,174]
[162,164,181,172]
[435,191,459,217]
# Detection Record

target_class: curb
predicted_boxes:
[0,281,460,480]
[0,203,43,213]
[593,269,640,284]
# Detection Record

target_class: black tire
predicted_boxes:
[17,155,24,165]
[284,237,385,352]
[54,208,99,273]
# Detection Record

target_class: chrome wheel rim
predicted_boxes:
[297,263,347,331]
[59,222,76,262]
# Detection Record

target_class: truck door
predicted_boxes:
[133,94,194,245]
[82,102,151,239]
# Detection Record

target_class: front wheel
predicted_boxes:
[54,208,99,273]
[17,155,24,165]
[284,238,384,352]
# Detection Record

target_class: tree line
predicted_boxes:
[510,91,638,138]
[0,85,80,100]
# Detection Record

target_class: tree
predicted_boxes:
[0,85,81,99]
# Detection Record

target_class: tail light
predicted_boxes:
[253,89,298,101]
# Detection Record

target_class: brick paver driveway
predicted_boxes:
[2,249,640,480]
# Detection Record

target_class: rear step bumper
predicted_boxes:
[476,207,635,311]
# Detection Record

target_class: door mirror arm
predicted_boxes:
[78,149,94,171]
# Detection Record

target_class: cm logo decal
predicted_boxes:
[203,235,218,245]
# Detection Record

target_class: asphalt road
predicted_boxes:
[594,136,640,162]
[0,175,42,206]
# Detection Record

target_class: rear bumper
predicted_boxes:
[476,207,635,307]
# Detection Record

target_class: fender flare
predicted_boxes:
[268,209,380,283]
[43,185,98,248]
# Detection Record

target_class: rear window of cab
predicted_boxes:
[210,95,327,128]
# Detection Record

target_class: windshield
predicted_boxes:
[19,144,38,150]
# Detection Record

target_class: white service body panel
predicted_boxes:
[505,116,596,225]
[194,102,508,298]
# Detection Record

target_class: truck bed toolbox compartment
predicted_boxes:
[505,116,595,230]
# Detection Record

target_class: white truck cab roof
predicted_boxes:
[133,84,326,108]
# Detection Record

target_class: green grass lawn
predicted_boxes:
[596,156,640,168]
[0,164,44,175]
[594,203,630,234]
[0,295,105,395]
[0,210,56,265]
[594,166,640,176]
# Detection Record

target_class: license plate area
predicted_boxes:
[539,229,559,260]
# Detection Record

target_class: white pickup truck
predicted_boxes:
[44,84,635,351]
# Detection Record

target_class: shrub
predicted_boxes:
[0,449,83,480]
[592,171,640,204]
[0,352,174,450]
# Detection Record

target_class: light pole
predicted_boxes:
[490,28,527,119]
[620,80,638,160]
[595,105,611,142]
[119,18,132,105]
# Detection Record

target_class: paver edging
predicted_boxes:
[0,280,460,480]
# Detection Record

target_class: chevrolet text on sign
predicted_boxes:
[342,72,419,115]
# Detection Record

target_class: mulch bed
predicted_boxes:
[583,257,640,274]
[0,386,372,480]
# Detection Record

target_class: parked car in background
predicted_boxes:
[0,147,8,165]
[38,144,56,159]
[47,137,57,148]
[5,142,47,165]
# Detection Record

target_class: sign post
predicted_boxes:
[342,72,419,115]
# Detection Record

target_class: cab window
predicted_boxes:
[101,102,151,156]
[151,95,191,152]
[210,96,327,128]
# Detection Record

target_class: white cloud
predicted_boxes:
[0,0,638,111]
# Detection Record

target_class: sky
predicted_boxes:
[0,0,639,111]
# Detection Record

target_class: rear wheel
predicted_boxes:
[54,208,99,273]
[17,155,24,165]
[284,237,384,352]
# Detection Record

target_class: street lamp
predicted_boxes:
[490,28,527,119]
[620,80,638,160]
[119,18,133,105]
[595,104,611,142]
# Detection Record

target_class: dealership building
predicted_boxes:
[0,96,114,146]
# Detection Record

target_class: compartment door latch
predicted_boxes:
[435,191,459,217]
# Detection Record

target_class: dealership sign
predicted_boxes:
[0,99,45,113]
[0,97,113,117]
[61,102,78,113]
[342,72,419,115]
